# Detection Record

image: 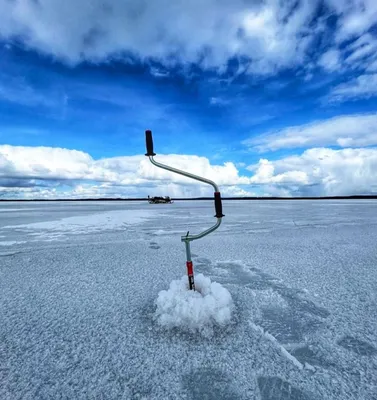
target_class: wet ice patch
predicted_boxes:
[3,210,153,240]
[154,274,234,337]
[152,229,183,236]
[0,240,27,246]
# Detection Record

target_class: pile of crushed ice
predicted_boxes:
[154,273,234,337]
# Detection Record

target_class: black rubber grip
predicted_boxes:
[214,192,224,218]
[145,130,156,156]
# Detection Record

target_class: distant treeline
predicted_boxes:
[177,195,377,201]
[0,195,376,202]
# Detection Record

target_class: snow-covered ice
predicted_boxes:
[1,199,377,399]
[3,208,153,241]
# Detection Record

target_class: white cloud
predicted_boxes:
[247,147,377,196]
[0,145,95,180]
[366,59,377,72]
[318,49,341,72]
[327,74,377,102]
[243,113,377,152]
[0,144,250,198]
[0,186,59,199]
[149,67,169,78]
[344,33,377,65]
[209,97,230,106]
[0,0,376,78]
[330,0,377,42]
[1,144,377,198]
[0,77,58,108]
[315,14,377,75]
[248,159,309,185]
[0,0,327,75]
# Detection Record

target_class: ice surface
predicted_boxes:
[258,376,315,400]
[337,336,377,356]
[1,200,377,399]
[1,208,153,243]
[4,209,151,231]
[154,273,234,337]
[0,241,26,246]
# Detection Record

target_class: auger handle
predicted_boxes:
[145,130,156,156]
[214,192,224,218]
[144,129,224,239]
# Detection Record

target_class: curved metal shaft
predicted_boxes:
[148,156,222,242]
[149,156,219,192]
[181,218,222,242]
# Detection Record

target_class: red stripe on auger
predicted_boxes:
[186,261,193,276]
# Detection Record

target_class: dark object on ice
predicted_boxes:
[145,129,224,291]
[148,195,174,204]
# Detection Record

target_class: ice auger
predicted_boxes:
[145,130,224,291]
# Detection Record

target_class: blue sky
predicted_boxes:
[1,0,377,198]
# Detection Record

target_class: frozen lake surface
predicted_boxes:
[1,200,377,399]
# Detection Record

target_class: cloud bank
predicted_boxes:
[243,113,377,152]
[1,0,376,76]
[1,141,377,198]
[248,147,377,196]
[0,144,249,198]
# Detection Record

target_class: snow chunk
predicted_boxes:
[154,274,234,337]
